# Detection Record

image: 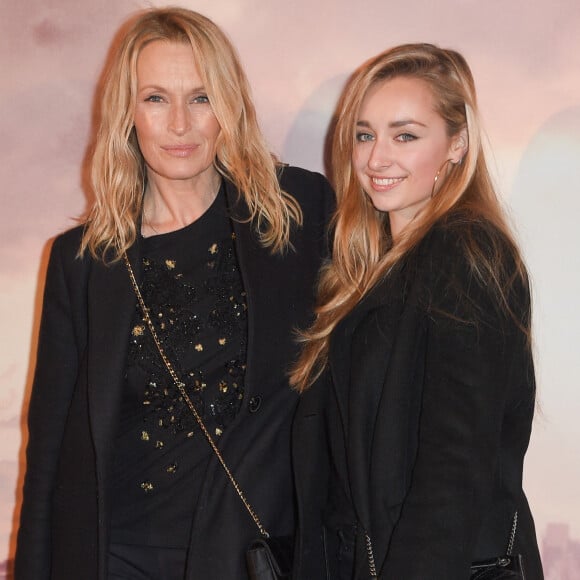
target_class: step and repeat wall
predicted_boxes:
[1,0,579,577]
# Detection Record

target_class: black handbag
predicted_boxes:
[125,255,293,580]
[470,513,525,579]
[246,536,293,580]
[470,554,525,579]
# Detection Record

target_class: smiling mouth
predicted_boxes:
[371,176,405,186]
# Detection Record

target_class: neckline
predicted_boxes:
[140,181,225,243]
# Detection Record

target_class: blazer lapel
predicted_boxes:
[223,180,259,390]
[331,270,408,534]
[87,242,140,476]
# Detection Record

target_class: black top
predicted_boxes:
[110,186,248,547]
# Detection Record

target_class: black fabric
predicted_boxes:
[110,185,247,548]
[108,543,188,580]
[15,166,335,580]
[292,216,543,580]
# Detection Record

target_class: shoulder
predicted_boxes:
[422,212,511,257]
[277,164,335,210]
[417,212,518,278]
[47,223,93,278]
[412,212,528,321]
[278,164,330,191]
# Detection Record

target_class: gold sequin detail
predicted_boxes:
[141,481,154,493]
[165,259,176,269]
[209,243,218,254]
[195,343,203,352]
[132,325,145,337]
[218,337,226,346]
[215,427,223,436]
[166,463,178,474]
[155,440,164,449]
[141,431,150,441]
[219,381,228,393]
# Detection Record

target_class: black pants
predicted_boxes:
[108,543,188,580]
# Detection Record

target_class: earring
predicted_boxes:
[431,158,453,198]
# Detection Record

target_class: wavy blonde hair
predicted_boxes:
[81,7,301,261]
[291,43,528,391]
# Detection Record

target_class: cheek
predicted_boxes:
[133,115,154,147]
[412,149,448,184]
[352,147,367,174]
[201,115,221,142]
[208,122,221,144]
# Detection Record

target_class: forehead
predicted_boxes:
[359,76,438,120]
[136,40,202,82]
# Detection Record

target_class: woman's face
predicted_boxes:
[352,76,463,237]
[133,40,221,193]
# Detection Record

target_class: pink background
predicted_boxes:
[1,0,579,576]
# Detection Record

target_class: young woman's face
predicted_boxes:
[352,76,462,237]
[133,40,221,192]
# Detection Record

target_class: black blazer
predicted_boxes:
[16,166,334,580]
[292,217,543,579]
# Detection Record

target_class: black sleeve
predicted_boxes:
[15,235,85,580]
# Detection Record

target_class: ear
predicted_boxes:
[450,128,468,164]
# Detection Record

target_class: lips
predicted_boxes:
[162,144,198,157]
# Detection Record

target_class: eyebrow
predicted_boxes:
[356,119,427,129]
[137,84,207,93]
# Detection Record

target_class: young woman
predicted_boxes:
[15,8,333,579]
[291,44,543,579]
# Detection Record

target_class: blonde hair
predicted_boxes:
[291,43,528,391]
[81,7,301,261]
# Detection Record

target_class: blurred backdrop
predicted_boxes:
[1,0,579,576]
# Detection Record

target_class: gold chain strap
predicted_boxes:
[123,253,269,538]
[365,532,378,577]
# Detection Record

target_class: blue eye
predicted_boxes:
[192,94,210,104]
[144,95,163,103]
[396,133,416,142]
[356,132,374,143]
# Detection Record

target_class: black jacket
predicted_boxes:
[292,217,543,579]
[16,166,334,580]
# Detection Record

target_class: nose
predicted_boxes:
[169,102,191,135]
[367,139,393,171]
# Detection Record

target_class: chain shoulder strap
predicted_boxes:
[506,511,518,556]
[365,532,378,577]
[123,253,269,538]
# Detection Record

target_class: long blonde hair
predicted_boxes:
[291,43,528,391]
[81,7,301,262]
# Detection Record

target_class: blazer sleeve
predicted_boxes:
[381,226,531,579]
[15,233,86,579]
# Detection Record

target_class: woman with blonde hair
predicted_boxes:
[291,44,543,579]
[16,7,333,579]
